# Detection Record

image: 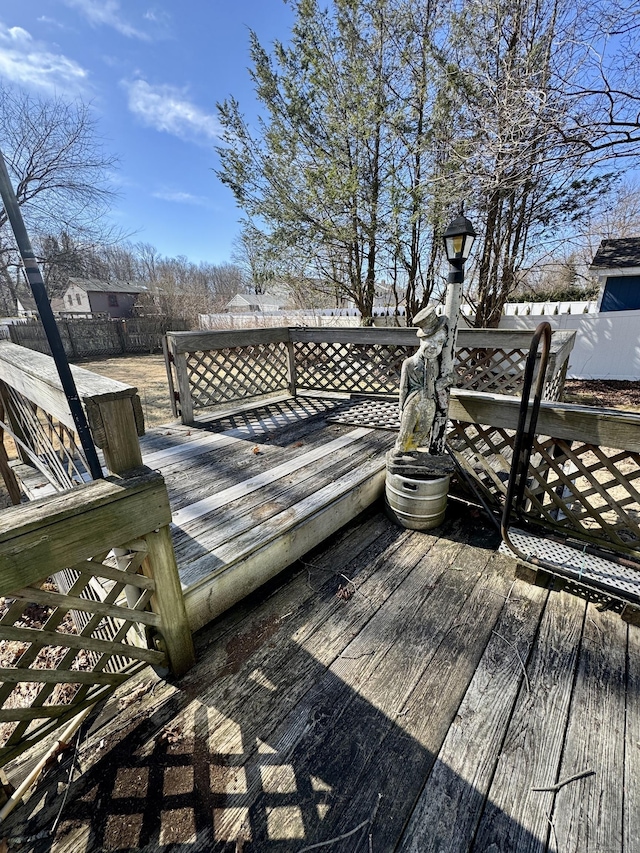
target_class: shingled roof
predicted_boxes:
[68,278,150,294]
[590,238,640,269]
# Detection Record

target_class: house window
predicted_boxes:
[108,294,119,307]
[68,295,73,306]
[76,294,82,305]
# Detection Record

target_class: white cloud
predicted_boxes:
[124,80,221,143]
[63,0,149,40]
[153,191,211,206]
[0,22,88,93]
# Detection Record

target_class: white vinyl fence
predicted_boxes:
[499,308,640,380]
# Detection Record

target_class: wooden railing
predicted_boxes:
[165,327,576,424]
[448,389,640,558]
[0,340,144,500]
[0,467,194,767]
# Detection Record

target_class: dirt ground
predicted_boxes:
[74,353,175,427]
[563,379,640,413]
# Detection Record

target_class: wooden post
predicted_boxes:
[286,332,297,398]
[172,350,194,425]
[162,336,179,419]
[141,524,195,676]
[85,392,144,475]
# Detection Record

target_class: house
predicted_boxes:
[589,237,640,312]
[224,292,288,313]
[61,279,151,319]
[15,291,38,318]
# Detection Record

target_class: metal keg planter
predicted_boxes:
[385,469,449,531]
[384,451,454,530]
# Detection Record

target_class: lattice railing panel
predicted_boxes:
[0,539,165,766]
[448,420,640,555]
[294,341,413,395]
[186,343,290,409]
[0,383,94,494]
[455,347,530,394]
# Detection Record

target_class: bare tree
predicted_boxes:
[0,83,118,313]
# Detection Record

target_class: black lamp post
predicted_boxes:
[429,211,477,455]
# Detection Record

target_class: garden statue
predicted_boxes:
[385,304,456,530]
[391,305,453,466]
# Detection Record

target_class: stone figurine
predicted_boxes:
[393,306,452,457]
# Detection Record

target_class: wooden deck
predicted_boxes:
[4,501,638,852]
[138,395,398,631]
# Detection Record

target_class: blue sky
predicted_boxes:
[1,1,295,263]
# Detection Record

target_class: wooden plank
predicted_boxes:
[179,446,387,588]
[306,550,516,849]
[450,388,640,452]
[237,531,492,847]
[171,348,194,425]
[166,327,290,353]
[471,588,586,853]
[171,427,372,527]
[160,424,339,515]
[171,431,392,564]
[550,603,626,853]
[397,577,549,853]
[183,457,388,629]
[0,341,137,431]
[626,621,640,852]
[87,396,143,475]
[292,326,417,345]
[0,469,171,594]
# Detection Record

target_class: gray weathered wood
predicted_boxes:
[626,620,640,852]
[85,396,143,474]
[472,588,586,853]
[142,524,195,676]
[0,340,138,431]
[183,456,388,630]
[397,577,549,853]
[0,468,170,594]
[450,388,640,451]
[552,603,626,853]
[168,346,194,425]
[166,327,290,353]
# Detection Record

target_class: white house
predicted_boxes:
[224,292,288,313]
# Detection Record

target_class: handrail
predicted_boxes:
[500,322,552,541]
[0,341,145,482]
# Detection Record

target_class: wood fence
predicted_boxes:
[9,316,189,359]
[165,326,576,424]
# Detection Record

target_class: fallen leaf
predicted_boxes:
[252,446,261,454]
[118,680,152,710]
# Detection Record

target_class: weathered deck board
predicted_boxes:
[471,587,587,853]
[626,621,640,853]
[397,577,550,853]
[138,398,397,629]
[2,508,636,853]
[551,603,627,853]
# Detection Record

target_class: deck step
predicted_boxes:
[181,447,388,632]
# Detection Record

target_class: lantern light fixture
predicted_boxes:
[443,212,476,264]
